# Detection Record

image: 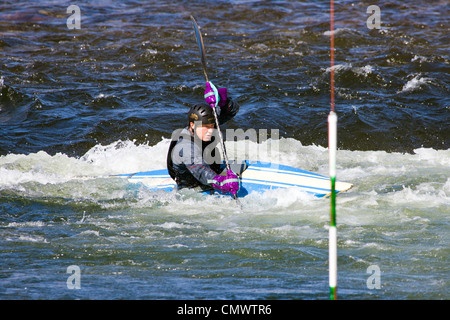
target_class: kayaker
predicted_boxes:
[166,84,240,196]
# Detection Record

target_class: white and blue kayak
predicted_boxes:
[115,160,353,198]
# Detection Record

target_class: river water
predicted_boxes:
[0,0,448,300]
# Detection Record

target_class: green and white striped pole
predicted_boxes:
[328,111,337,300]
[328,0,338,300]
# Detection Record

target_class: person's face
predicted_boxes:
[191,122,215,142]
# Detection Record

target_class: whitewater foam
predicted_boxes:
[0,138,448,216]
[400,74,433,93]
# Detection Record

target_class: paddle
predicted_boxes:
[190,16,241,204]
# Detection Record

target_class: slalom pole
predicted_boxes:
[328,112,337,300]
[328,0,338,300]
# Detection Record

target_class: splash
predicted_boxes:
[0,138,448,215]
[400,74,433,93]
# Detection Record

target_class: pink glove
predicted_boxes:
[204,82,217,108]
[204,82,227,108]
[210,170,240,195]
[217,87,227,107]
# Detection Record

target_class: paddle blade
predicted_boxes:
[190,15,209,82]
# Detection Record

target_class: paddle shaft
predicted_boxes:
[190,16,239,202]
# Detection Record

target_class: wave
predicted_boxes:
[0,138,448,211]
[399,74,434,93]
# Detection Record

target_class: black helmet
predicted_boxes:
[187,103,216,125]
